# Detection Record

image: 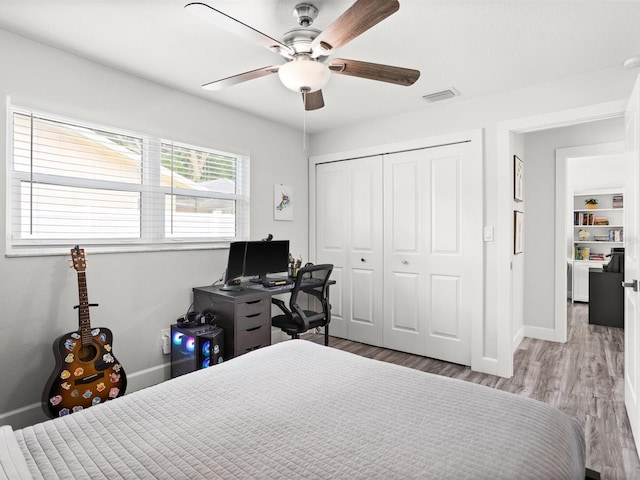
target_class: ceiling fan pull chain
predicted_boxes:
[302,89,307,150]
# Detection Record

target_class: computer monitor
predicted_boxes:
[223,241,247,286]
[243,240,290,282]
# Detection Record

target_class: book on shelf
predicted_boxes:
[589,253,605,261]
[575,212,610,226]
[575,246,591,260]
[575,212,596,225]
[613,195,623,208]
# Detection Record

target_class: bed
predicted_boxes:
[1,340,586,479]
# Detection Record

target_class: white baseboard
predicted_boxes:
[0,363,171,430]
[512,325,525,351]
[523,325,557,342]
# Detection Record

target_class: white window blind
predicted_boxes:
[8,108,250,254]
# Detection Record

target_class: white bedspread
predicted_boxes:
[6,340,584,479]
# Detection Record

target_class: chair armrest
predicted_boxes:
[271,297,290,316]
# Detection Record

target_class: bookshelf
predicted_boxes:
[572,191,623,302]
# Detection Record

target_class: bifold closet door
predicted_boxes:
[383,143,474,366]
[315,157,384,346]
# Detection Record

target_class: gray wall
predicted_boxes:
[0,29,309,428]
[522,118,625,331]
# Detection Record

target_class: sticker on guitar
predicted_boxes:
[41,245,127,418]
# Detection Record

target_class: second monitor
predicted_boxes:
[244,240,290,282]
[223,239,290,289]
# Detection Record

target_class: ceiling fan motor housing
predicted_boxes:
[281,27,321,56]
[293,3,319,27]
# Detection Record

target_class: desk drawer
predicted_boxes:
[236,298,269,317]
[236,310,270,331]
[236,322,270,353]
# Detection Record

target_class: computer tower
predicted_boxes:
[170,324,224,378]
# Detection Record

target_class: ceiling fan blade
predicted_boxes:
[202,66,280,91]
[328,58,420,86]
[310,0,399,55]
[185,2,293,58]
[302,90,325,111]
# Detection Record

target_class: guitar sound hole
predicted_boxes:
[78,344,98,362]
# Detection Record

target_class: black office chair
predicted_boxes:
[271,264,333,346]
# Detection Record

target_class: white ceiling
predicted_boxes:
[0,0,639,134]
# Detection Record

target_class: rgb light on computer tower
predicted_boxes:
[197,329,224,370]
[170,324,224,378]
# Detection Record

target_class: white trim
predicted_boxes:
[5,104,250,256]
[554,142,625,343]
[523,325,557,342]
[310,129,486,373]
[0,402,40,421]
[0,363,170,428]
[513,324,525,351]
[497,99,628,378]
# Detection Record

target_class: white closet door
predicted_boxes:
[316,157,384,345]
[383,143,474,365]
[382,151,426,354]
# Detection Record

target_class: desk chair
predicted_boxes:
[271,264,333,346]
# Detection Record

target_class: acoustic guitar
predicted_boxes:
[42,245,127,418]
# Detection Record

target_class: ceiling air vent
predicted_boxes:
[422,88,459,103]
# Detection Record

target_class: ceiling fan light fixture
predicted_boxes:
[278,57,330,93]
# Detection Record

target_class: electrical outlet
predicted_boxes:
[161,328,171,355]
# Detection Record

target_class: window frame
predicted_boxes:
[6,106,250,256]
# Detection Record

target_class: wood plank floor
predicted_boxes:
[305,303,640,480]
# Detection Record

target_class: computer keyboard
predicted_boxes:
[246,283,292,292]
[246,278,322,292]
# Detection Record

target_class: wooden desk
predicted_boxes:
[193,281,333,358]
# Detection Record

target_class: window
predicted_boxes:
[7,108,249,254]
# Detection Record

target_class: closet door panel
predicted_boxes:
[383,151,426,354]
[424,144,472,366]
[383,143,473,365]
[430,274,461,339]
[346,157,384,346]
[316,163,349,338]
[431,155,461,254]
[316,157,383,345]
[390,271,421,336]
[351,268,375,325]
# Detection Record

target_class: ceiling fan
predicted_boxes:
[184,0,420,111]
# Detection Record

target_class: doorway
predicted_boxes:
[555,143,627,334]
[520,120,626,345]
[496,100,628,377]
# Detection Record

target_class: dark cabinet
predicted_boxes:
[588,268,624,328]
[193,286,271,359]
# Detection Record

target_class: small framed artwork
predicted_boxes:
[514,211,524,254]
[513,155,524,202]
[274,184,293,221]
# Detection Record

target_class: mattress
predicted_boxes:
[3,340,585,479]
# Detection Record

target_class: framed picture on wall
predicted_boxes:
[514,211,524,254]
[274,184,293,221]
[514,155,524,202]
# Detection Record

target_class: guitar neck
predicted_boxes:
[77,271,92,345]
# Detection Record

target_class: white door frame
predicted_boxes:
[555,143,625,339]
[309,129,485,372]
[496,100,628,377]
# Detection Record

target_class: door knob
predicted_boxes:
[360,258,366,262]
[622,279,638,292]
